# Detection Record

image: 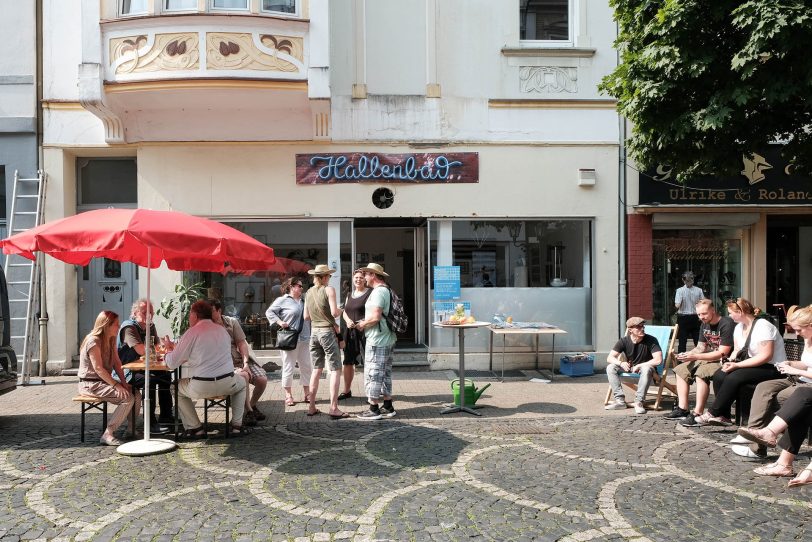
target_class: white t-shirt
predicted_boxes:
[800,347,812,383]
[733,318,786,365]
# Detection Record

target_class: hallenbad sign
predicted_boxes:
[296,152,479,184]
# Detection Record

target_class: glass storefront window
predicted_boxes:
[428,219,593,351]
[652,229,742,325]
[196,220,351,326]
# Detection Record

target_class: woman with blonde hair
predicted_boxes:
[78,311,141,445]
[732,304,812,461]
[696,298,784,426]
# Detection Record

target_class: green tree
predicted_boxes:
[600,0,812,179]
[156,281,206,338]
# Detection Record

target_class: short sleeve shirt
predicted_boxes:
[698,316,735,352]
[220,315,247,368]
[735,318,786,365]
[612,334,662,366]
[364,286,396,347]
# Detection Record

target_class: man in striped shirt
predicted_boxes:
[674,271,705,353]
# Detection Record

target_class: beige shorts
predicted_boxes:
[673,360,720,384]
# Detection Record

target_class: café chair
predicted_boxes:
[603,324,678,410]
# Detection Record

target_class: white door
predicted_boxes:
[78,258,138,336]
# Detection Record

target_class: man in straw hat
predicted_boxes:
[355,262,398,420]
[303,264,350,419]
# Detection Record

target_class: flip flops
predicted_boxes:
[337,391,352,401]
[99,435,124,446]
[788,467,812,488]
[329,412,351,420]
[285,398,296,407]
[306,409,321,417]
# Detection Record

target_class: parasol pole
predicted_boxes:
[117,246,176,456]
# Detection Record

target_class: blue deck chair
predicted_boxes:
[603,324,678,410]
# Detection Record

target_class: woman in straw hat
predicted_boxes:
[303,264,349,419]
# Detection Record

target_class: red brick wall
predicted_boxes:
[626,214,653,320]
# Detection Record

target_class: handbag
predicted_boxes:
[734,321,757,362]
[275,328,299,350]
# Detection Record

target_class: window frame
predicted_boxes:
[162,0,199,14]
[210,0,251,13]
[519,0,575,47]
[119,0,149,17]
[260,0,298,17]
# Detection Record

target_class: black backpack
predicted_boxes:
[384,287,408,334]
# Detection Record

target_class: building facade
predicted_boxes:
[41,0,621,372]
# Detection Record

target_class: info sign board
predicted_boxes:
[433,266,460,300]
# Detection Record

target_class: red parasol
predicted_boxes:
[1,208,276,455]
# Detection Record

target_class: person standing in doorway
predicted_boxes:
[304,264,349,419]
[675,271,705,353]
[355,263,398,420]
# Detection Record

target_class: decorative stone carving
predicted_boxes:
[206,32,304,73]
[110,33,200,74]
[519,66,578,93]
[78,63,125,144]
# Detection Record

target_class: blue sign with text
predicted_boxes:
[434,266,461,300]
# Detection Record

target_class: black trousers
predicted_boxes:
[775,386,812,454]
[129,371,173,421]
[709,364,781,419]
[676,314,701,353]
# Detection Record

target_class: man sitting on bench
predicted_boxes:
[164,300,249,438]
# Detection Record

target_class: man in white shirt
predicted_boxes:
[674,271,704,353]
[164,300,248,438]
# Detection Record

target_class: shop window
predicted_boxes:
[520,0,572,42]
[429,219,593,351]
[262,0,296,14]
[652,231,742,325]
[77,159,137,207]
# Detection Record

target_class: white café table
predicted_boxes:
[488,325,568,380]
[433,321,491,416]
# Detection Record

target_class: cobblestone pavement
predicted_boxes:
[1,374,811,541]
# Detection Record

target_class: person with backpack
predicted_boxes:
[355,263,399,420]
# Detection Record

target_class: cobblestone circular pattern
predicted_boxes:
[1,416,810,541]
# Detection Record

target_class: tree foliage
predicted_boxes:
[156,281,206,338]
[600,1,812,179]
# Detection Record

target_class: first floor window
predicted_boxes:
[212,0,249,9]
[121,0,148,15]
[165,0,197,11]
[520,0,570,41]
[262,0,296,14]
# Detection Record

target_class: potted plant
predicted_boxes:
[156,280,206,338]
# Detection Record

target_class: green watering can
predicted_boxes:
[451,379,491,406]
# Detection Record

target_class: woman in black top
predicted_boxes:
[339,269,372,400]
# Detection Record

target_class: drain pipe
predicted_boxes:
[616,20,628,337]
[36,0,49,377]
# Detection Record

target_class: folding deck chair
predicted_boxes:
[604,324,679,410]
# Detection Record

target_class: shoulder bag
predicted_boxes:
[734,321,757,362]
[276,303,304,351]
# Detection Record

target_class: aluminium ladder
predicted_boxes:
[3,170,46,385]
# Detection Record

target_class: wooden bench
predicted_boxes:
[203,395,231,438]
[72,395,109,442]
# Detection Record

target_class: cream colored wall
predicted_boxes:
[135,142,621,352]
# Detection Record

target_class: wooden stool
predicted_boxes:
[203,395,231,438]
[72,395,109,442]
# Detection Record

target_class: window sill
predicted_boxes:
[501,46,596,58]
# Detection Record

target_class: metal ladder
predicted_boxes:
[3,170,46,385]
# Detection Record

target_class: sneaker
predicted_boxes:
[680,412,702,427]
[693,411,714,426]
[357,408,383,420]
[731,444,767,460]
[633,402,646,414]
[379,406,397,418]
[730,435,751,445]
[664,406,690,420]
[704,414,733,427]
[604,399,627,410]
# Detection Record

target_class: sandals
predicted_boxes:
[252,408,267,421]
[329,412,351,420]
[788,467,812,488]
[183,427,206,440]
[285,397,296,407]
[753,462,795,477]
[100,435,124,446]
[338,391,352,401]
[230,424,252,437]
[737,426,778,448]
[306,409,321,417]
